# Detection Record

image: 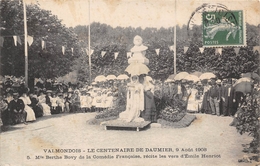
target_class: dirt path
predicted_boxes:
[0,113,255,166]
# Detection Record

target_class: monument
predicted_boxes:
[101,35,152,131]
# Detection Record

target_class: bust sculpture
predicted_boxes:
[128,35,149,65]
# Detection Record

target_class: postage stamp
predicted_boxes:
[202,10,246,47]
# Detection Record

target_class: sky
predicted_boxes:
[26,0,260,28]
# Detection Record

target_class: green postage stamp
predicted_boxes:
[202,10,246,47]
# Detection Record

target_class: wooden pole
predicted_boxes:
[88,0,92,84]
[174,0,177,74]
[23,0,28,87]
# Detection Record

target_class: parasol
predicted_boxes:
[190,71,203,77]
[241,72,260,82]
[233,77,253,94]
[106,75,116,80]
[94,75,106,82]
[183,74,200,82]
[117,74,129,80]
[199,72,216,80]
[125,62,150,76]
[167,74,176,80]
[174,72,189,81]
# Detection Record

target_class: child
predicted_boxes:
[94,91,103,112]
[57,93,65,113]
[50,93,59,114]
[105,92,114,110]
[80,90,88,112]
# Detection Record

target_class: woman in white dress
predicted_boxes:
[119,75,144,122]
[38,91,51,116]
[19,93,36,122]
[187,84,199,113]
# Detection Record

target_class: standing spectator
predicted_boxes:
[224,79,235,116]
[187,83,199,113]
[208,79,220,115]
[201,80,211,114]
[71,90,81,113]
[57,93,65,113]
[64,91,73,113]
[9,92,27,125]
[45,90,52,108]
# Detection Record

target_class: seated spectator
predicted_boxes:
[19,91,36,122]
[9,92,27,125]
[29,93,43,118]
[50,93,60,114]
[0,95,9,126]
[38,91,51,116]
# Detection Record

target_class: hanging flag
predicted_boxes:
[71,48,74,56]
[17,36,22,45]
[169,45,174,51]
[155,49,160,56]
[62,46,65,55]
[184,46,189,54]
[234,47,240,55]
[199,47,204,53]
[13,36,18,46]
[41,40,46,50]
[27,35,33,46]
[86,49,94,56]
[114,52,119,59]
[101,51,106,57]
[215,48,222,55]
[253,46,260,53]
[0,37,4,47]
[127,52,132,58]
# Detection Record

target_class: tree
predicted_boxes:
[0,0,81,85]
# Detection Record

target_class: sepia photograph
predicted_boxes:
[0,0,260,165]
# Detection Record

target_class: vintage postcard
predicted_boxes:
[0,0,260,166]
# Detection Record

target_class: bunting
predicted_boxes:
[27,35,33,46]
[41,40,46,50]
[253,46,260,53]
[101,51,106,57]
[86,49,94,56]
[184,46,189,54]
[114,52,119,59]
[17,36,22,45]
[155,48,160,56]
[13,36,18,46]
[127,52,132,58]
[234,47,240,55]
[169,45,174,51]
[0,37,4,47]
[199,47,204,53]
[62,46,65,55]
[215,48,222,55]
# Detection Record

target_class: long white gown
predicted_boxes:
[119,82,145,122]
[187,88,199,113]
[19,96,36,122]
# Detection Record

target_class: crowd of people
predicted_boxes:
[159,77,253,117]
[0,74,258,127]
[0,77,127,126]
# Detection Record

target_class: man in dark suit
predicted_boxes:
[208,78,220,115]
[9,92,27,125]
